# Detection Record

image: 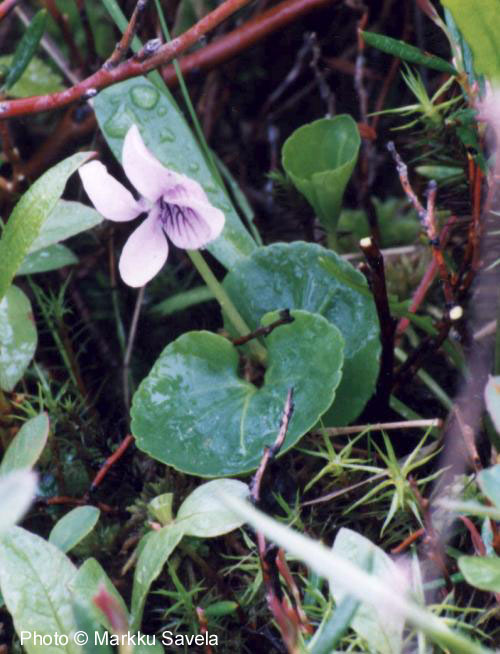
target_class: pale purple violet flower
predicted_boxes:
[79,124,225,287]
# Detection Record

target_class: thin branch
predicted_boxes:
[317,418,442,437]
[90,434,135,492]
[232,309,294,347]
[0,0,256,119]
[105,0,149,70]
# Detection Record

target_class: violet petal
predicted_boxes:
[119,208,169,287]
[79,161,143,222]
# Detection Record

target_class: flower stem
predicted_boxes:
[188,250,268,363]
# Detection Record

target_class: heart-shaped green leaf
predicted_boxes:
[131,309,344,476]
[282,116,360,236]
[223,242,380,424]
[0,286,37,391]
[93,77,256,270]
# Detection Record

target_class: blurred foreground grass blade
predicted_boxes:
[0,152,92,301]
[3,9,48,91]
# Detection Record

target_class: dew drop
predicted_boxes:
[157,106,168,117]
[160,128,175,142]
[203,183,217,194]
[130,85,160,110]
[188,162,199,173]
[104,105,138,138]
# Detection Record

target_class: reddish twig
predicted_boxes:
[0,0,256,119]
[0,0,18,21]
[390,527,425,554]
[249,390,301,654]
[105,0,149,70]
[162,0,335,88]
[90,434,134,491]
[396,215,457,336]
[37,495,116,513]
[195,608,213,654]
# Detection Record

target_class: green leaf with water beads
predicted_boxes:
[282,116,360,240]
[0,286,37,391]
[223,242,380,425]
[93,77,257,270]
[131,309,344,476]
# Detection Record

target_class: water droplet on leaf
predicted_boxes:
[104,105,138,138]
[160,128,175,142]
[188,162,199,172]
[157,106,168,116]
[130,85,160,110]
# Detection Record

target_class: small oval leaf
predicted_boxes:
[49,506,100,553]
[0,286,37,391]
[0,413,49,476]
[176,479,249,537]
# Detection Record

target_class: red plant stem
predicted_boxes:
[424,180,454,308]
[0,0,255,119]
[0,0,18,21]
[391,527,425,554]
[90,434,134,491]
[105,0,149,69]
[396,216,456,336]
[162,0,334,87]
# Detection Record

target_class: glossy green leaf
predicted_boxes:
[130,523,184,631]
[0,152,92,301]
[70,558,129,633]
[282,116,360,234]
[17,244,78,275]
[0,471,37,532]
[478,464,500,509]
[93,77,256,270]
[459,556,500,592]
[49,506,100,553]
[29,200,104,252]
[223,242,380,425]
[331,528,404,654]
[0,55,64,97]
[3,10,47,91]
[485,376,500,435]
[176,479,249,537]
[361,30,457,74]
[131,309,344,476]
[0,413,49,476]
[0,526,79,654]
[440,1,500,81]
[0,286,37,391]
